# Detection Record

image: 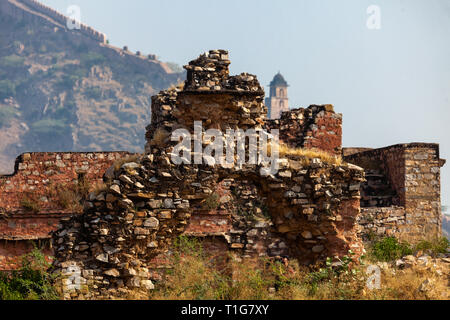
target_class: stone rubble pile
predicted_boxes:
[393,253,449,299]
[184,50,262,92]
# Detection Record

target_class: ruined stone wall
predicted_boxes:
[344,143,445,243]
[266,105,342,155]
[48,50,364,299]
[357,207,406,241]
[403,145,443,242]
[344,145,404,207]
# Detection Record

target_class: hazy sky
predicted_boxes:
[40,0,450,208]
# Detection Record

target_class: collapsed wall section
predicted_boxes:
[266,105,342,155]
[51,50,364,299]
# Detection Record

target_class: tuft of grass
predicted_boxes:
[168,81,185,91]
[279,144,343,166]
[149,128,171,147]
[20,195,41,214]
[202,193,220,210]
[113,154,141,171]
[49,178,93,213]
[91,181,107,196]
[271,143,343,166]
[368,236,450,262]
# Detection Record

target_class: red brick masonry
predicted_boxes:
[0,151,131,269]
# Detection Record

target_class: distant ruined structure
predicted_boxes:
[265,72,290,119]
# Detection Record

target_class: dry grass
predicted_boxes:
[49,179,91,213]
[143,237,449,300]
[273,143,343,166]
[91,181,107,195]
[20,195,41,213]
[113,154,141,171]
[168,81,185,91]
[47,179,105,213]
[55,187,83,213]
[149,128,171,147]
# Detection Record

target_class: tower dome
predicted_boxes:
[269,72,289,87]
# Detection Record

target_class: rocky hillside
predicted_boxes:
[0,2,184,173]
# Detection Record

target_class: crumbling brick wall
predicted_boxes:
[266,105,342,155]
[0,216,58,270]
[0,151,132,270]
[344,143,445,243]
[0,152,132,213]
[0,239,53,270]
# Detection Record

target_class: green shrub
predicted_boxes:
[84,86,102,100]
[173,235,203,257]
[75,42,89,53]
[0,248,59,300]
[80,52,106,67]
[369,237,413,262]
[56,75,78,90]
[414,237,449,256]
[0,80,16,99]
[0,106,16,128]
[30,119,68,135]
[0,55,25,68]
[202,193,220,210]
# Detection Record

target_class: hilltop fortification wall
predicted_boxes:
[0,0,107,42]
[0,0,176,75]
[0,42,446,298]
